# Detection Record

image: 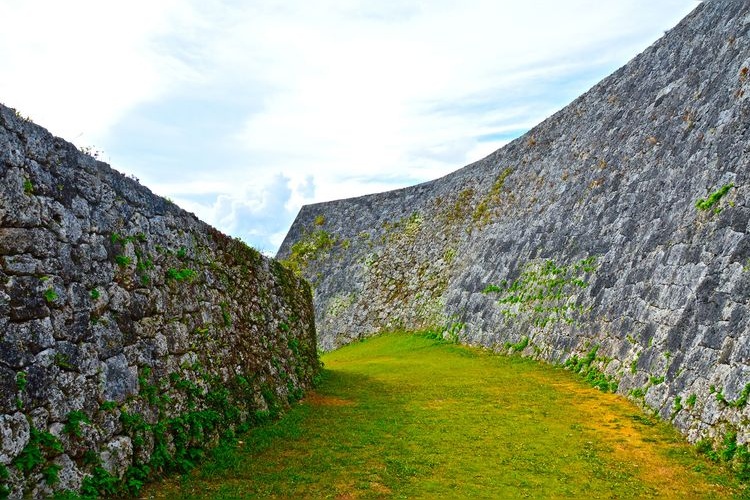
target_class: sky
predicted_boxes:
[0,0,701,253]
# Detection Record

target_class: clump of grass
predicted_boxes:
[166,268,196,282]
[686,394,697,408]
[564,345,618,393]
[629,387,646,399]
[280,229,338,276]
[671,396,683,420]
[650,375,665,386]
[43,288,58,303]
[504,335,529,352]
[696,183,734,212]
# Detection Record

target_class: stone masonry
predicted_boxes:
[0,104,319,497]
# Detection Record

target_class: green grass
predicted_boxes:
[146,332,743,499]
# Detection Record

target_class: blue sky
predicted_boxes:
[0,0,700,253]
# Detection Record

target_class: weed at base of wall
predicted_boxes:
[504,335,529,353]
[563,346,618,393]
[43,372,296,499]
[696,430,750,482]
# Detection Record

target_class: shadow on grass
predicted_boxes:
[150,368,412,498]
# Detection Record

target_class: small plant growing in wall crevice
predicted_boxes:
[564,345,618,393]
[54,353,74,370]
[64,410,92,438]
[166,267,196,282]
[695,183,734,213]
[670,396,683,420]
[220,302,232,327]
[685,394,697,408]
[16,371,28,392]
[43,287,58,304]
[115,255,132,267]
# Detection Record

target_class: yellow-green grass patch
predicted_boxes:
[145,331,744,499]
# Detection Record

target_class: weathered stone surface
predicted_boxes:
[279,0,750,445]
[0,413,29,465]
[100,436,133,478]
[0,91,319,495]
[53,454,84,493]
[102,354,138,402]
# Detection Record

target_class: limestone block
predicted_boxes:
[102,355,138,402]
[0,413,29,465]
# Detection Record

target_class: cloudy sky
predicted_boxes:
[0,0,700,253]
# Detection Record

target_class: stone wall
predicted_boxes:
[278,0,750,446]
[0,104,319,497]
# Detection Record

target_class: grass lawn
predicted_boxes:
[144,332,745,498]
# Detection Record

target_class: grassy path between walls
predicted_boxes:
[145,332,744,499]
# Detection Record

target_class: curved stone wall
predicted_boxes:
[279,0,750,445]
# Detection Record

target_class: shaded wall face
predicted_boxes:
[0,104,319,498]
[278,0,750,444]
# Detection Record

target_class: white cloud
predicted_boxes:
[171,173,312,253]
[0,0,701,252]
[0,0,199,146]
[297,176,316,200]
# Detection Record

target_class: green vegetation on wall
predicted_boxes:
[280,228,339,277]
[472,167,513,228]
[695,183,734,213]
[382,212,424,242]
[11,427,63,488]
[483,256,598,328]
[38,351,318,499]
[696,430,750,482]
